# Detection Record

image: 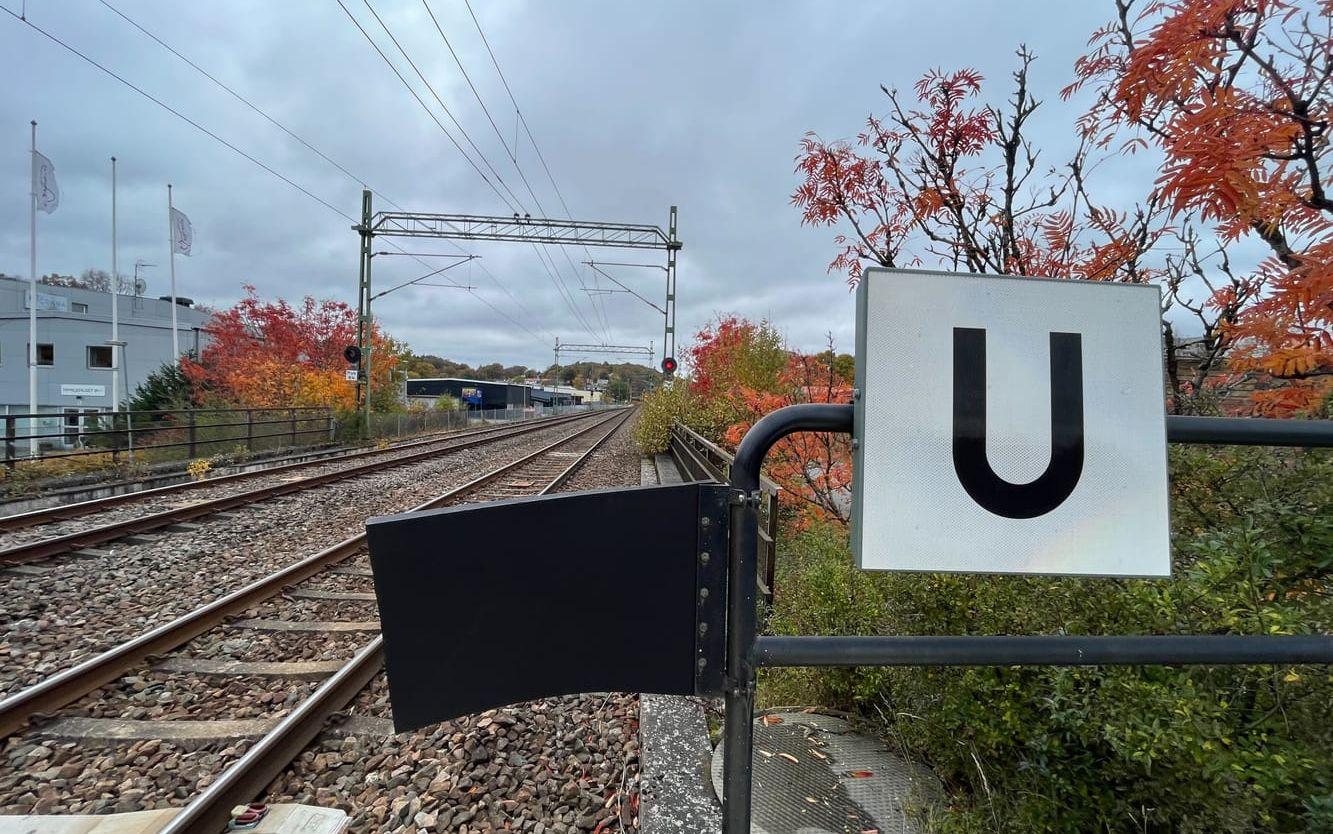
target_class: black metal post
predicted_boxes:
[1168,414,1333,446]
[246,409,254,452]
[289,408,297,448]
[4,416,14,470]
[723,404,855,834]
[757,634,1333,667]
[187,409,197,458]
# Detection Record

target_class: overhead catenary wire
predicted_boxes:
[97,0,375,196]
[332,0,522,215]
[10,3,555,351]
[354,0,528,214]
[459,0,621,338]
[346,0,605,344]
[418,0,612,341]
[101,0,556,346]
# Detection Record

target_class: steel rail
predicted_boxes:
[0,414,575,533]
[153,408,633,834]
[0,409,629,739]
[0,411,605,564]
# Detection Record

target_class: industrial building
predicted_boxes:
[406,378,536,411]
[404,378,591,410]
[528,388,581,408]
[0,275,211,428]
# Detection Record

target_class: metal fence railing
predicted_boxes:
[717,406,1333,833]
[2,407,334,469]
[668,423,782,601]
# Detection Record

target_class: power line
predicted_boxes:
[6,5,556,352]
[531,242,603,342]
[458,0,614,337]
[418,0,613,340]
[95,0,557,346]
[420,0,519,169]
[462,0,580,223]
[98,1,374,195]
[355,0,527,213]
[341,0,604,343]
[4,6,345,217]
[332,0,521,214]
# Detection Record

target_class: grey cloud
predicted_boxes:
[4,1,1142,368]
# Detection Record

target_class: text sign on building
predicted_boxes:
[60,384,105,397]
[24,291,69,312]
[851,268,1170,577]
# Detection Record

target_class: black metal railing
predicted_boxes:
[2,407,334,469]
[719,405,1333,833]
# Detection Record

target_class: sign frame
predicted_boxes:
[851,267,1172,578]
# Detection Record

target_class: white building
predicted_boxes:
[0,275,211,443]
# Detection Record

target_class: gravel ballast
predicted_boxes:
[0,414,608,696]
[264,410,650,833]
[0,409,648,832]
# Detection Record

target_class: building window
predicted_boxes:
[29,344,54,366]
[71,302,88,314]
[87,345,113,369]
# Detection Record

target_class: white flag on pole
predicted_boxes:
[32,151,59,214]
[170,207,193,255]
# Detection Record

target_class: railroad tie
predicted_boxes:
[289,589,377,602]
[330,566,376,577]
[153,657,345,680]
[37,716,276,746]
[229,618,380,632]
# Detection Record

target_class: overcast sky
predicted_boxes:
[4,1,1161,370]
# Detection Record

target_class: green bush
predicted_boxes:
[633,379,722,454]
[762,446,1333,833]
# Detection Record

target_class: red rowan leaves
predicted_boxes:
[185,286,401,409]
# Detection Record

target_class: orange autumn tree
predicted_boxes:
[795,8,1332,415]
[1068,0,1332,412]
[686,316,853,523]
[184,286,401,410]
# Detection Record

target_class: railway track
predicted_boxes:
[0,407,632,832]
[0,410,605,566]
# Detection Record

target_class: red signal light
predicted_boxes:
[661,356,677,375]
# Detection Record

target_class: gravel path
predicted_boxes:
[0,414,607,696]
[0,408,645,831]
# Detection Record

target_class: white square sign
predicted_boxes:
[852,268,1171,577]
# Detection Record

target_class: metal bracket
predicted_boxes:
[728,489,763,509]
[694,484,729,695]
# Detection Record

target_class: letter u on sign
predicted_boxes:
[952,328,1083,519]
[852,268,1171,577]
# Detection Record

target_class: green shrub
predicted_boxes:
[761,446,1333,833]
[634,379,720,454]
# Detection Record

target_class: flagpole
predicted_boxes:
[110,157,120,414]
[28,121,39,456]
[167,183,179,360]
